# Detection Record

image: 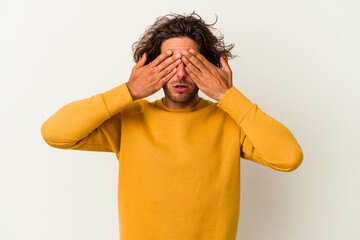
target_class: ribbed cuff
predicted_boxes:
[216,86,256,125]
[100,83,134,117]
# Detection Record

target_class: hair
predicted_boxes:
[131,11,237,68]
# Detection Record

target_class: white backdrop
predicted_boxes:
[1,0,359,239]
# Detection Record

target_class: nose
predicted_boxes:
[176,61,186,79]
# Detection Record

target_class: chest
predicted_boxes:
[121,109,239,156]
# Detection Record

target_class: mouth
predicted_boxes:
[173,84,189,92]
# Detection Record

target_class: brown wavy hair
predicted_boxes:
[131,11,237,69]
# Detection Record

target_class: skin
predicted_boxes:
[125,49,182,102]
[180,39,233,102]
[126,37,233,109]
[161,37,202,109]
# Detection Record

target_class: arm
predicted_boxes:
[41,83,134,152]
[217,86,303,172]
[41,49,181,152]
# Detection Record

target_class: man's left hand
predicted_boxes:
[181,49,233,101]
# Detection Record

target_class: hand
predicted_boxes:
[126,50,183,100]
[181,49,233,101]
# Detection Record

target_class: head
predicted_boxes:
[132,11,236,104]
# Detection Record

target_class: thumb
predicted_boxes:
[220,55,231,72]
[136,52,147,68]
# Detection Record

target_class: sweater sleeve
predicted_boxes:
[41,83,134,153]
[217,86,303,172]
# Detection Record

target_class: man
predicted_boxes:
[41,11,303,240]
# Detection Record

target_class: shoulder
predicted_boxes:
[120,98,150,118]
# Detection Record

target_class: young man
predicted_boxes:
[41,11,303,240]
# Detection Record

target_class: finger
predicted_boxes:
[157,51,182,72]
[135,52,147,68]
[184,64,201,85]
[182,50,207,73]
[189,49,215,70]
[159,58,182,78]
[159,66,178,85]
[182,55,202,78]
[149,50,173,67]
[220,56,231,73]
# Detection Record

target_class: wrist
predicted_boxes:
[217,88,230,101]
[125,82,138,100]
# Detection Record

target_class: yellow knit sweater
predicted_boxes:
[41,83,303,240]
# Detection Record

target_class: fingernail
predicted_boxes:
[167,50,172,54]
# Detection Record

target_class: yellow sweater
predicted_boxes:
[41,83,303,240]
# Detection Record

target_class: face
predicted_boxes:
[161,37,200,103]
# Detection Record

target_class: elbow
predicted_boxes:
[41,120,80,149]
[41,121,50,143]
[282,154,303,172]
[41,121,64,148]
[275,146,304,172]
[41,121,56,147]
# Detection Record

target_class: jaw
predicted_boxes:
[163,85,199,102]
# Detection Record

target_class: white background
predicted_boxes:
[1,0,359,239]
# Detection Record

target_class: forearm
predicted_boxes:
[41,83,134,146]
[217,86,303,171]
[239,105,303,171]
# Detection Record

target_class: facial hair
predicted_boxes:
[163,81,199,103]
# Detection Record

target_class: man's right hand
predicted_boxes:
[125,50,182,100]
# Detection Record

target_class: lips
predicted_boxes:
[174,84,189,88]
[173,84,189,92]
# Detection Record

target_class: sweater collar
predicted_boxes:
[152,97,208,112]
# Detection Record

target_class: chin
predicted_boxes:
[163,84,199,103]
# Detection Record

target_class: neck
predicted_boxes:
[162,94,201,109]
